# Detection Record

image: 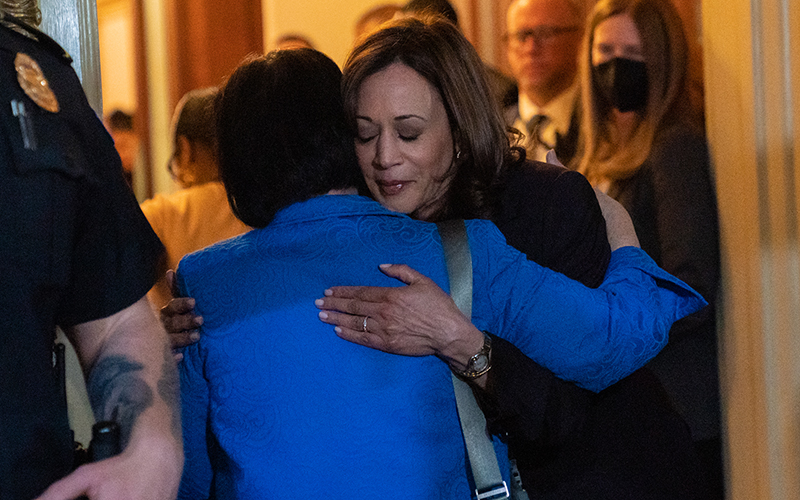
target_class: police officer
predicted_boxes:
[0,6,182,499]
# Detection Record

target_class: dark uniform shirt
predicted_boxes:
[0,14,163,499]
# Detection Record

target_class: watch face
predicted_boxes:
[471,354,489,373]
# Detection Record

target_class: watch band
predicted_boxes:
[451,332,492,379]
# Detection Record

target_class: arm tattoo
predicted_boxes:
[87,355,153,449]
[158,345,181,441]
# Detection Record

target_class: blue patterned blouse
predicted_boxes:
[176,195,705,500]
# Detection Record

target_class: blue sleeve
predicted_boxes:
[468,220,707,392]
[176,265,213,499]
[177,342,213,499]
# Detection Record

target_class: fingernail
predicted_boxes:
[188,298,195,307]
[190,332,200,341]
[314,299,324,307]
[334,326,342,334]
[324,289,333,296]
[379,264,391,269]
[319,311,328,320]
[194,317,204,326]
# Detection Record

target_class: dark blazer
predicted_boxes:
[609,125,721,443]
[505,96,581,166]
[473,159,707,498]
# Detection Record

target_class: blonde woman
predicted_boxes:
[576,0,722,496]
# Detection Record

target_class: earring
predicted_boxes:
[455,150,461,159]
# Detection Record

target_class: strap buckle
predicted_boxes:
[476,481,510,500]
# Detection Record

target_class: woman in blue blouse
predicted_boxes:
[176,49,704,499]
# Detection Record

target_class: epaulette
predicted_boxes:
[0,11,72,63]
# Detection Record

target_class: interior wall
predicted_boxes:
[141,0,172,196]
[261,0,396,66]
[703,0,800,497]
[167,0,263,109]
[260,0,473,67]
[97,0,136,114]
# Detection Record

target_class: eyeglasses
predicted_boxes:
[506,26,581,47]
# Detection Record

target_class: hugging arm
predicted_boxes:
[160,269,204,360]
[319,222,706,392]
[317,263,489,387]
[317,174,641,393]
[175,341,214,500]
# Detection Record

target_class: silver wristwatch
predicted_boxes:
[451,332,492,379]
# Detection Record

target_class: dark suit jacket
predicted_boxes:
[473,160,707,498]
[553,106,580,167]
[609,125,721,443]
[505,95,581,166]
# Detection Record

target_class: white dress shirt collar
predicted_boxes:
[518,83,578,137]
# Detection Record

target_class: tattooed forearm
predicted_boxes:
[158,345,181,441]
[87,355,154,449]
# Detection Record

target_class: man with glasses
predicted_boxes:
[506,0,589,163]
[401,0,519,111]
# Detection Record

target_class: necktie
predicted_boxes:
[526,114,554,151]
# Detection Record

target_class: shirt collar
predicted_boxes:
[271,194,406,226]
[517,83,578,136]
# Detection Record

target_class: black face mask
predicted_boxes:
[593,57,648,113]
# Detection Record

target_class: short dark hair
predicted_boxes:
[402,0,458,27]
[215,49,362,228]
[173,87,217,150]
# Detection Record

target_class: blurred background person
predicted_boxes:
[105,108,139,186]
[353,3,401,41]
[575,0,722,496]
[400,0,519,112]
[275,32,315,50]
[505,0,590,164]
[140,88,249,310]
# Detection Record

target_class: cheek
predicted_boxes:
[425,138,454,179]
[412,151,452,202]
[591,47,607,66]
[354,144,373,176]
[430,153,452,180]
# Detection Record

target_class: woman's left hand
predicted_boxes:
[315,263,485,370]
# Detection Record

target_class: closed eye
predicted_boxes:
[594,44,614,59]
[356,135,377,144]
